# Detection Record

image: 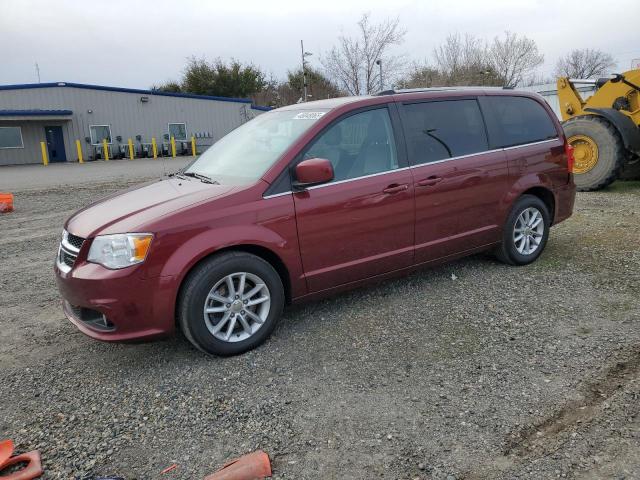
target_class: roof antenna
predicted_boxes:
[35,62,41,83]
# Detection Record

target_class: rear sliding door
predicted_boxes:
[398,97,510,263]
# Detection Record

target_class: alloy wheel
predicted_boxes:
[513,207,544,255]
[203,272,271,342]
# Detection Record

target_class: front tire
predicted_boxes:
[495,195,550,266]
[178,251,284,356]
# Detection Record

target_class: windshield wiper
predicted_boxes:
[168,168,187,178]
[183,171,219,184]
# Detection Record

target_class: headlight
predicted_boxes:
[87,233,153,269]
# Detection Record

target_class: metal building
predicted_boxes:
[519,82,596,120]
[0,82,270,166]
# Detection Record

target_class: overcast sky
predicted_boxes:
[2,0,639,89]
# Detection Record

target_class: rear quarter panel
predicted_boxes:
[483,92,574,226]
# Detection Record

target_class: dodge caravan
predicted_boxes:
[55,89,576,355]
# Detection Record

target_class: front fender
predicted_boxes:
[585,107,640,155]
[159,225,294,280]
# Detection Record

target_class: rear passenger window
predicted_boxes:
[400,99,488,165]
[481,96,558,148]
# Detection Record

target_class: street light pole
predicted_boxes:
[300,40,313,103]
[301,40,308,103]
[376,59,383,91]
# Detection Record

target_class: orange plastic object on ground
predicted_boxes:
[204,450,271,480]
[0,441,13,468]
[0,440,43,480]
[0,193,13,213]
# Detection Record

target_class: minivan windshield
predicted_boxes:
[184,109,329,185]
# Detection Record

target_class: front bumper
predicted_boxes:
[55,259,177,342]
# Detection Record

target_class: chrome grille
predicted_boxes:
[60,248,77,267]
[57,230,85,273]
[66,232,84,250]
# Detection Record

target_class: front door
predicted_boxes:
[293,107,415,293]
[44,126,66,162]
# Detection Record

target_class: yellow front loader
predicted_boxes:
[557,69,640,190]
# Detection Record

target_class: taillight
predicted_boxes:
[565,141,575,173]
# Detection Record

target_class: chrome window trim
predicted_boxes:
[501,138,559,151]
[307,166,412,190]
[261,138,561,198]
[263,191,293,200]
[408,147,502,168]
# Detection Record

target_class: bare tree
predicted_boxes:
[554,49,616,79]
[487,31,544,88]
[398,31,542,89]
[396,63,445,88]
[322,13,406,95]
[432,33,501,86]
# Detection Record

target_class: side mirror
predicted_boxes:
[293,158,334,190]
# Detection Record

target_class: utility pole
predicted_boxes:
[300,40,312,102]
[35,62,41,83]
[376,59,383,91]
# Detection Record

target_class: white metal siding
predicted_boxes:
[0,86,266,165]
[519,82,596,120]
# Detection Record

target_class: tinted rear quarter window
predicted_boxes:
[400,99,488,165]
[481,95,558,148]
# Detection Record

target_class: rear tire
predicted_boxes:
[563,116,625,191]
[178,251,284,356]
[495,195,550,266]
[619,154,640,181]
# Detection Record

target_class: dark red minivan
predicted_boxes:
[55,88,576,355]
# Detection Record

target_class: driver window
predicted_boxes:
[303,108,398,182]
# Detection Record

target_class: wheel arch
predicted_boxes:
[583,108,640,156]
[176,244,293,310]
[520,186,555,223]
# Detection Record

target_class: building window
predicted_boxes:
[168,123,187,141]
[90,125,112,145]
[0,126,24,149]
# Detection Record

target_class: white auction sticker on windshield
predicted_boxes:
[293,112,326,120]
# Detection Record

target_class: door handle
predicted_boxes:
[382,183,409,194]
[417,176,443,187]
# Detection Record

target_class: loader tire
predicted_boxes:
[619,154,640,181]
[563,116,625,191]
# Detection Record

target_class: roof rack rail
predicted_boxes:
[375,86,510,95]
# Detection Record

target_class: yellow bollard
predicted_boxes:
[128,138,134,160]
[191,136,197,157]
[102,138,109,161]
[170,136,176,158]
[151,137,158,159]
[40,141,49,166]
[76,140,84,164]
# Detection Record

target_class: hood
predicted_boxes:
[65,177,236,237]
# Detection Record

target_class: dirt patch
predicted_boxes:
[506,346,640,456]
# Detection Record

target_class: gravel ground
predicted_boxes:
[0,174,639,479]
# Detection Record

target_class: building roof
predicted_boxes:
[0,109,73,116]
[0,82,271,111]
